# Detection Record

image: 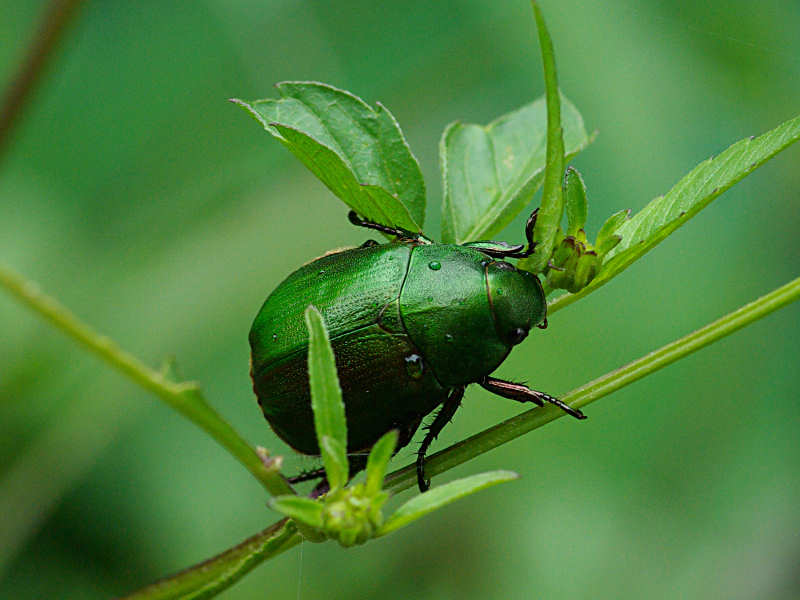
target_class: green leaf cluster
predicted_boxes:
[521,166,629,293]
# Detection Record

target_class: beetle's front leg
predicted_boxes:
[348,211,414,239]
[480,376,586,420]
[416,386,465,492]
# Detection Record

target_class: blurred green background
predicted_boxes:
[1,1,799,598]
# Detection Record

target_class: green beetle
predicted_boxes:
[250,209,585,492]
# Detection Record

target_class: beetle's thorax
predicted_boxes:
[398,244,546,387]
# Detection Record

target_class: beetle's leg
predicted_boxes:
[348,210,413,239]
[287,467,330,499]
[417,386,465,492]
[288,454,370,498]
[288,467,326,484]
[480,376,586,420]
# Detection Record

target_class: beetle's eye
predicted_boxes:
[509,327,528,345]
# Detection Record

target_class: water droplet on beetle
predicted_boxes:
[405,354,424,379]
[272,333,278,341]
[428,261,441,271]
[318,270,325,276]
[444,333,453,342]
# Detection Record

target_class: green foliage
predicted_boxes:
[231,82,425,232]
[604,115,800,273]
[377,470,518,536]
[439,95,590,244]
[550,114,800,311]
[522,167,627,293]
[526,0,567,274]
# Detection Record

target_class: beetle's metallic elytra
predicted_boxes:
[249,209,585,492]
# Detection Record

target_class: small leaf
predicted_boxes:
[365,430,398,495]
[231,82,425,231]
[377,470,518,536]
[270,496,324,529]
[526,0,566,274]
[270,123,420,232]
[563,166,588,236]
[304,305,348,487]
[439,94,591,244]
[594,208,630,258]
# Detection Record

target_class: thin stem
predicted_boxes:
[0,0,85,163]
[0,264,293,497]
[119,519,301,600]
[384,275,800,492]
[527,0,565,273]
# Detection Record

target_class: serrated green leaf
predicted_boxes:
[602,116,800,282]
[377,470,518,536]
[304,305,348,487]
[231,82,425,231]
[439,94,590,244]
[548,114,800,313]
[365,430,398,495]
[270,496,325,529]
[267,122,420,233]
[564,166,588,236]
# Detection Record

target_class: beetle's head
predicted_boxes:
[484,261,547,347]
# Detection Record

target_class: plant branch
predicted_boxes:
[0,264,293,497]
[119,519,301,600]
[384,275,800,492]
[0,0,85,163]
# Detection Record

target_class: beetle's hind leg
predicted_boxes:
[417,386,465,492]
[480,376,586,420]
[288,467,326,484]
[288,454,370,498]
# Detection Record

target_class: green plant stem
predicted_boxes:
[384,275,800,492]
[119,519,301,600]
[0,264,293,497]
[0,0,85,163]
[527,0,565,273]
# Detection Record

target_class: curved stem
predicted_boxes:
[0,0,85,163]
[0,264,293,497]
[384,275,800,492]
[118,519,301,600]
